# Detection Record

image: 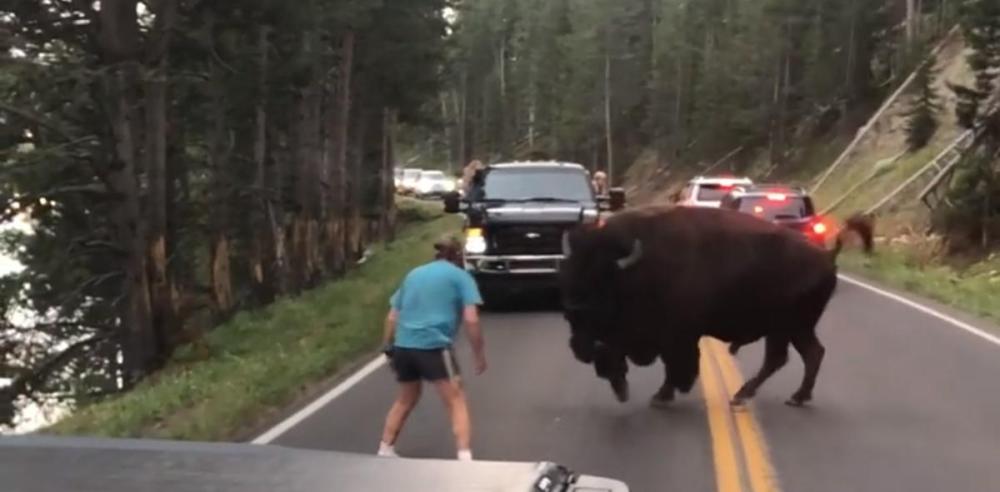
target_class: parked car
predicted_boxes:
[1,436,630,492]
[676,175,753,208]
[443,161,626,306]
[414,170,456,198]
[399,168,423,195]
[720,184,832,249]
[393,167,404,190]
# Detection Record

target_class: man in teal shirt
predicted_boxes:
[377,235,486,461]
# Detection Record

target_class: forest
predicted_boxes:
[441,0,986,179]
[2,0,999,429]
[0,0,446,427]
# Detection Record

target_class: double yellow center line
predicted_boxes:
[699,338,782,492]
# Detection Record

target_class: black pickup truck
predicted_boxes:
[444,161,625,305]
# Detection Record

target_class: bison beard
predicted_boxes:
[560,205,873,407]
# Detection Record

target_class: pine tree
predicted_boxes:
[905,55,941,150]
[950,0,1000,128]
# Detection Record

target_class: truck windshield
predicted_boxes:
[481,168,594,202]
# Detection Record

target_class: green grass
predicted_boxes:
[841,249,1000,331]
[47,207,461,440]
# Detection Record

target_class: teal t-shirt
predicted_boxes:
[390,260,483,349]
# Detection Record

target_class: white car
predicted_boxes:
[677,176,753,208]
[399,168,423,194]
[414,170,456,197]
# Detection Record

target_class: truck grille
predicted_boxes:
[489,224,568,255]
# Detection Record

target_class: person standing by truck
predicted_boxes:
[461,159,484,196]
[592,170,609,196]
[377,235,487,461]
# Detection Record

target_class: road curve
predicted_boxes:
[260,277,1000,492]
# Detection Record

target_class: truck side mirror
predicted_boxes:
[609,188,626,211]
[443,191,461,214]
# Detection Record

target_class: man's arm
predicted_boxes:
[383,308,399,348]
[462,305,487,374]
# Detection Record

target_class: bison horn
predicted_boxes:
[561,231,572,257]
[616,240,643,270]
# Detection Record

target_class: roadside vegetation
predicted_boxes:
[841,248,1000,330]
[47,203,457,440]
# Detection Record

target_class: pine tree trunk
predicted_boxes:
[143,0,178,350]
[98,0,158,382]
[326,30,354,275]
[207,32,234,319]
[251,25,275,304]
[104,67,157,382]
[604,49,614,183]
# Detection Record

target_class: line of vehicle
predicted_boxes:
[699,337,745,492]
[709,339,782,492]
[837,274,1000,347]
[699,338,783,492]
[251,355,388,444]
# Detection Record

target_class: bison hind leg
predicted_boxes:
[786,333,826,406]
[731,335,789,406]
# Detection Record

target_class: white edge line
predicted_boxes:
[838,274,1000,347]
[251,355,388,444]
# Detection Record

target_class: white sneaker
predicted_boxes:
[377,442,398,458]
[457,449,473,461]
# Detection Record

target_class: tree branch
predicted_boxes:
[0,101,78,142]
[0,333,113,401]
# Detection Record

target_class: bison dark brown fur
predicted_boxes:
[559,205,873,407]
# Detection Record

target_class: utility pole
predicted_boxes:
[604,37,614,185]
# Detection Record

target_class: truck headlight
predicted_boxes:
[465,228,487,254]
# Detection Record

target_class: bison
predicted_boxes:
[559,205,873,407]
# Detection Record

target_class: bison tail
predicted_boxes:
[831,212,875,261]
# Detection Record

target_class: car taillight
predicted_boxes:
[766,193,787,201]
[812,222,828,235]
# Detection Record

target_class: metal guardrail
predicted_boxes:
[864,129,974,215]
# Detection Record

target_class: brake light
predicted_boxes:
[766,193,787,201]
[812,222,828,235]
[753,205,764,215]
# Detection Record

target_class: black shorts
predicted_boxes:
[390,347,460,382]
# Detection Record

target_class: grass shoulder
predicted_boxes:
[48,201,459,440]
[840,248,1000,332]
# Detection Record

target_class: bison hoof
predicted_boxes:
[650,393,674,408]
[785,392,812,407]
[610,379,630,403]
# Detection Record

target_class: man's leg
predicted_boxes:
[433,378,473,460]
[379,381,422,456]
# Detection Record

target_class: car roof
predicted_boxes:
[689,175,753,186]
[0,436,627,492]
[729,184,809,197]
[489,161,587,171]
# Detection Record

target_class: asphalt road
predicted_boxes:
[265,277,1000,492]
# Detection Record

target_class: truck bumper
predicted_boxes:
[465,254,563,291]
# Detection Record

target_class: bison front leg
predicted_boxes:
[650,357,675,408]
[732,335,789,406]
